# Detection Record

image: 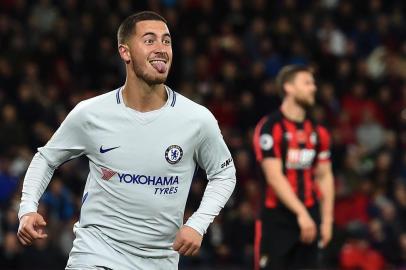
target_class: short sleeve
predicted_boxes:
[316,125,331,162]
[252,116,283,162]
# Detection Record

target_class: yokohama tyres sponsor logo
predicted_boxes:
[118,174,179,195]
[118,174,179,186]
[99,166,180,195]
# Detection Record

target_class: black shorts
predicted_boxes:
[254,205,321,270]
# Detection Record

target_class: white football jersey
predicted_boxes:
[19,86,236,269]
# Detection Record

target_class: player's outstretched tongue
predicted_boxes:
[151,61,166,73]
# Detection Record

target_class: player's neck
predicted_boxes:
[281,99,306,122]
[122,77,167,112]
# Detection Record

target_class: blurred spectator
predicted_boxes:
[341,81,381,127]
[340,236,386,270]
[30,0,59,34]
[0,232,21,269]
[233,148,255,187]
[2,204,19,233]
[318,18,348,57]
[0,158,19,207]
[355,110,385,154]
[394,180,406,230]
[371,150,396,196]
[223,201,254,267]
[41,177,75,222]
[398,232,406,267]
[207,82,237,128]
[318,82,341,124]
[0,104,26,155]
[19,236,65,270]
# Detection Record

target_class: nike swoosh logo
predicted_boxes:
[100,146,120,153]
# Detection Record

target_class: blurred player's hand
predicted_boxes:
[173,225,203,256]
[17,212,48,246]
[319,221,332,248]
[297,211,317,244]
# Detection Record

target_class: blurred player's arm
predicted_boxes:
[314,126,334,248]
[315,161,334,247]
[261,158,317,244]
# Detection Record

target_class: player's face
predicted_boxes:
[128,20,172,85]
[290,71,316,108]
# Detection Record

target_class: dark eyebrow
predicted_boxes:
[142,32,156,37]
[142,32,171,39]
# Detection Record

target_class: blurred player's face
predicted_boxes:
[127,20,172,85]
[289,71,316,108]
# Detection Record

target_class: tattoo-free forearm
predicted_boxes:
[261,159,308,216]
[317,165,334,224]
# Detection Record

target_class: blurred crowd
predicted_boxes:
[0,0,405,269]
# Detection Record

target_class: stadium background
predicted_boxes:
[0,0,405,269]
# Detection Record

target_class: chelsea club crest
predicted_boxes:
[165,145,183,164]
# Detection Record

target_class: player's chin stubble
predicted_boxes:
[295,96,314,110]
[133,62,168,85]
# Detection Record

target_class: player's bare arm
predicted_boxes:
[261,158,317,244]
[315,161,334,248]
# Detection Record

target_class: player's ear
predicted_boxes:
[283,82,294,95]
[118,44,131,64]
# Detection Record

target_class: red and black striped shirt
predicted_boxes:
[252,110,331,209]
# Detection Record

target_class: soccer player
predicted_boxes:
[17,11,236,270]
[252,65,334,270]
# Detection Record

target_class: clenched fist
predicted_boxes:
[173,225,203,256]
[17,212,48,246]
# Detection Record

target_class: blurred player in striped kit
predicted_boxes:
[253,65,334,270]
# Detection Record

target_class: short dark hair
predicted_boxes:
[275,65,312,96]
[117,11,167,45]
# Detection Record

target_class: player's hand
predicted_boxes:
[173,225,203,256]
[17,212,48,246]
[319,221,333,248]
[297,211,317,244]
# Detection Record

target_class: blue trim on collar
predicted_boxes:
[171,90,176,107]
[116,88,121,104]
